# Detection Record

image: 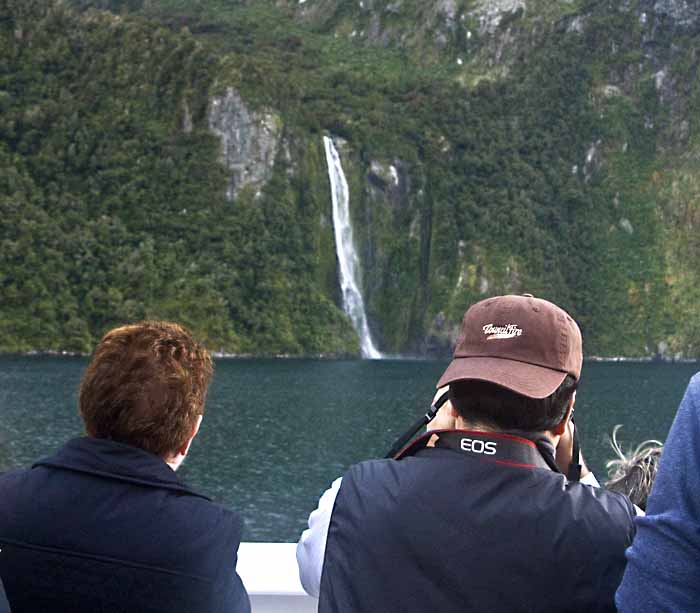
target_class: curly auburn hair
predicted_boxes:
[79,321,214,458]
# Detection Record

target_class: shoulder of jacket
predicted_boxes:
[568,481,636,528]
[187,495,242,522]
[346,457,398,477]
[0,466,34,487]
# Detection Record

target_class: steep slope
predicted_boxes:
[2,0,699,357]
[0,0,357,354]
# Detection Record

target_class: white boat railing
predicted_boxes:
[237,542,318,613]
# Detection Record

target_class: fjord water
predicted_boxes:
[0,356,697,542]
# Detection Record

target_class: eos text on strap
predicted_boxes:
[396,429,555,472]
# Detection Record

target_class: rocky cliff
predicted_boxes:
[208,87,282,200]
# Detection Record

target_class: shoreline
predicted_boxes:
[2,350,698,363]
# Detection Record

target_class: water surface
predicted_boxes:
[0,356,696,541]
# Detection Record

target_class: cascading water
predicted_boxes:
[323,136,382,359]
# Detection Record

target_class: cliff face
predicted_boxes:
[319,0,700,358]
[208,87,282,200]
[2,0,699,357]
[268,0,700,357]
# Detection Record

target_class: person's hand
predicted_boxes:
[555,419,590,478]
[555,418,575,472]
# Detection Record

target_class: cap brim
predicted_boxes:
[436,356,568,399]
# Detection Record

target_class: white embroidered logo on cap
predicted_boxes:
[483,323,523,340]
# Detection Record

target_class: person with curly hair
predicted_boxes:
[0,321,250,613]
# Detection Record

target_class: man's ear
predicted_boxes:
[448,400,458,419]
[177,414,203,458]
[553,391,576,436]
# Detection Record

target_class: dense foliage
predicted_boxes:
[1,0,698,356]
[0,0,357,354]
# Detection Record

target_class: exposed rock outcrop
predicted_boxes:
[638,0,700,30]
[469,0,525,35]
[208,87,282,200]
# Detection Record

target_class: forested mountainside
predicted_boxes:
[1,0,699,358]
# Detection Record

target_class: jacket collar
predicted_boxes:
[403,429,561,473]
[33,437,211,500]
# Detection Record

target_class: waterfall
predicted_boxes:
[323,136,382,359]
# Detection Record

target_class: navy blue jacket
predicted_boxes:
[320,432,636,613]
[0,437,250,613]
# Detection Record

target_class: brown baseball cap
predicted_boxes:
[437,294,583,399]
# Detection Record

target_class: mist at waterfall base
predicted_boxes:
[1,355,697,542]
[323,135,382,359]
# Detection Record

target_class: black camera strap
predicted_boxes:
[384,390,450,460]
[385,392,582,482]
[395,429,557,473]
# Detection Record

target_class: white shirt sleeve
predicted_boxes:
[296,477,343,598]
[580,472,600,487]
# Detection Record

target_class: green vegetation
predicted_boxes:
[0,0,357,354]
[1,0,698,356]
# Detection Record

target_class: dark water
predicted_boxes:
[0,356,697,541]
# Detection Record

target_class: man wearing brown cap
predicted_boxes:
[298,294,636,613]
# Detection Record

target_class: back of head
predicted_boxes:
[438,294,582,433]
[605,425,662,511]
[79,321,213,458]
[449,375,578,432]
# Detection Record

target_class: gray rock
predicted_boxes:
[433,311,446,330]
[437,0,457,22]
[208,87,282,201]
[601,84,622,97]
[566,16,586,33]
[479,276,490,294]
[366,158,408,213]
[367,13,383,43]
[469,0,526,35]
[182,100,193,134]
[620,218,634,234]
[583,140,603,182]
[369,160,400,187]
[652,0,700,28]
